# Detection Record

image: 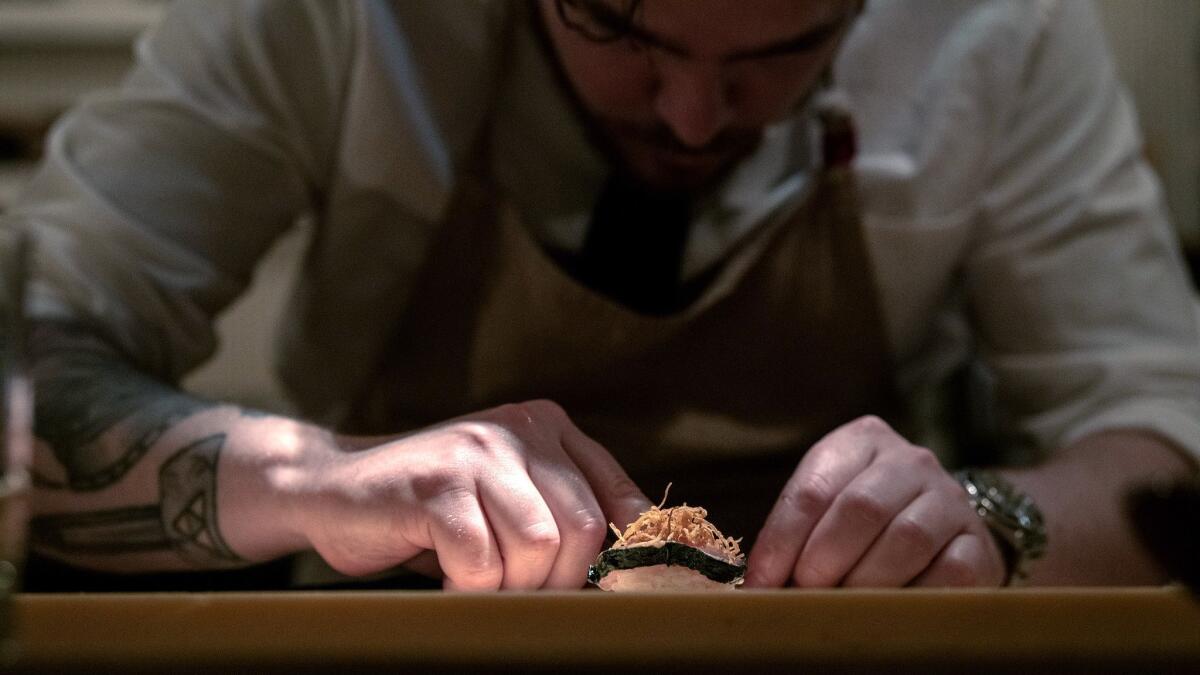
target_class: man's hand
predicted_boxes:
[28,325,647,583]
[293,400,651,591]
[744,416,1005,588]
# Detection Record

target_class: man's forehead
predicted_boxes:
[594,0,854,58]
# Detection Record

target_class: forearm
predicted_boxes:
[30,322,317,572]
[25,321,684,590]
[999,429,1196,585]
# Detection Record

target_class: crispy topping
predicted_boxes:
[608,484,744,564]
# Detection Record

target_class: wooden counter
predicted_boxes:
[10,587,1200,673]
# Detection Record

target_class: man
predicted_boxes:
[9,0,1199,590]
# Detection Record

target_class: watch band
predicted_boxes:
[954,469,1047,585]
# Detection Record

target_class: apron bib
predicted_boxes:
[349,109,898,541]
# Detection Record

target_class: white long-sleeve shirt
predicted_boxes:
[10,0,1200,461]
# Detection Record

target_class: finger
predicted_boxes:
[424,486,503,591]
[841,488,965,587]
[792,460,926,587]
[745,417,888,587]
[555,413,652,530]
[526,458,610,589]
[909,532,1005,587]
[476,469,561,590]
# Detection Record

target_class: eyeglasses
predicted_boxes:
[555,0,642,44]
[554,0,864,65]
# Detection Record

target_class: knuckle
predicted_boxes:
[571,510,608,546]
[904,444,941,470]
[889,516,938,556]
[498,399,566,428]
[852,414,892,435]
[838,489,891,528]
[447,423,523,466]
[526,399,567,420]
[451,422,507,453]
[491,402,536,429]
[780,473,837,517]
[515,521,562,559]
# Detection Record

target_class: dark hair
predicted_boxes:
[554,0,644,43]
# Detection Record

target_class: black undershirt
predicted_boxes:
[568,173,692,315]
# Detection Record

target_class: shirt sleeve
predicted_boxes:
[7,0,353,380]
[968,0,1200,462]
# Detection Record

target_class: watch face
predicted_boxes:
[961,471,1047,559]
[981,483,1021,528]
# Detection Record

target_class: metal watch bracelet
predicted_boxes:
[954,469,1048,585]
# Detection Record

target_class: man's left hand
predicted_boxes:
[744,416,1006,587]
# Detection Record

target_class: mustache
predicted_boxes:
[603,119,762,156]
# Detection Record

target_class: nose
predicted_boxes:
[652,60,733,149]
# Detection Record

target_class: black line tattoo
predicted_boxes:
[29,322,268,565]
[31,321,215,490]
[31,434,246,566]
[31,506,169,554]
[159,433,244,566]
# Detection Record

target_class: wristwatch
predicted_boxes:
[953,469,1048,585]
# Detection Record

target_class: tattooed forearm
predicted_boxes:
[31,433,246,566]
[31,321,215,490]
[159,433,243,565]
[31,506,168,554]
[29,321,267,567]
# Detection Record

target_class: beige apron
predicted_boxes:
[349,109,898,543]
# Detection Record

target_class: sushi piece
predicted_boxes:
[587,486,745,591]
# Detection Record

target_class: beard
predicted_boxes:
[591,117,765,195]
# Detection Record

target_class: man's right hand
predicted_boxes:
[28,324,646,584]
[293,400,651,590]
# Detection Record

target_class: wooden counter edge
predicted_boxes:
[11,587,1200,668]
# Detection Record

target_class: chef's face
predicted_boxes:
[540,0,859,192]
